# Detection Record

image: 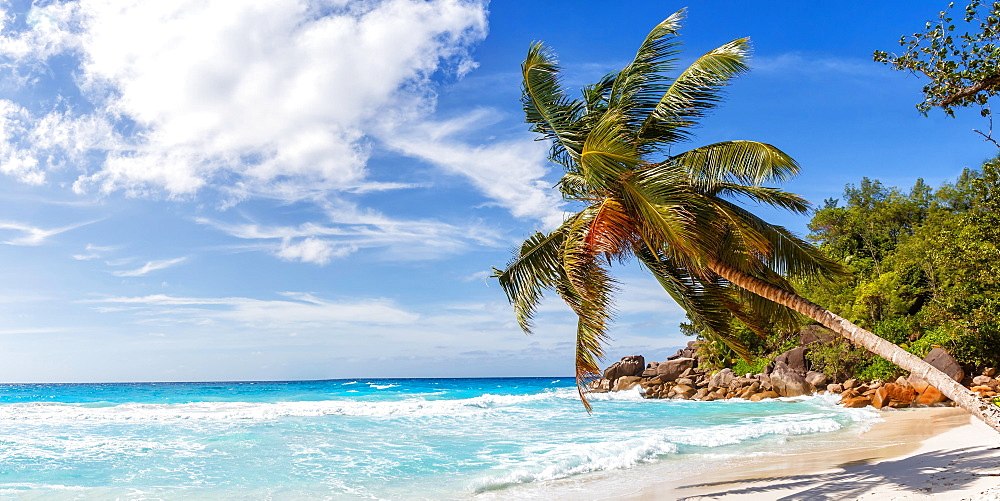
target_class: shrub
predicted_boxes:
[732,357,770,376]
[806,338,868,381]
[857,356,902,381]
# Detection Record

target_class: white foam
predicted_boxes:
[367,383,399,390]
[475,434,679,492]
[0,390,571,422]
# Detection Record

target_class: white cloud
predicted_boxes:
[276,237,352,265]
[0,219,98,245]
[381,110,566,230]
[72,243,117,260]
[85,292,420,327]
[0,0,489,201]
[112,257,187,277]
[196,199,504,262]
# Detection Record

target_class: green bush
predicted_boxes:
[806,338,869,381]
[732,357,770,376]
[907,326,955,358]
[857,356,902,382]
[873,317,915,345]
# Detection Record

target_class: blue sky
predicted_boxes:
[0,0,994,382]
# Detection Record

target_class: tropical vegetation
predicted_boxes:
[492,10,1000,430]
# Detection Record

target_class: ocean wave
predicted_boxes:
[475,434,679,492]
[474,395,878,491]
[0,390,573,422]
[367,383,399,389]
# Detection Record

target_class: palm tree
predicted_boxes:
[492,10,1000,431]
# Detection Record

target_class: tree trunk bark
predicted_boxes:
[708,258,1000,434]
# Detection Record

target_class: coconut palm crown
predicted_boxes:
[492,10,842,410]
[494,11,1000,434]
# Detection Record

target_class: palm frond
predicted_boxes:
[493,227,568,333]
[583,198,640,259]
[522,42,586,163]
[580,110,640,190]
[608,9,685,131]
[637,248,749,359]
[621,163,717,264]
[672,141,800,192]
[713,184,810,214]
[712,197,844,280]
[640,38,751,148]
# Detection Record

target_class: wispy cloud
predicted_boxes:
[111,257,187,277]
[83,292,420,327]
[379,109,566,230]
[72,243,117,261]
[196,199,504,264]
[0,219,99,245]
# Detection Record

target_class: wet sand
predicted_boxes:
[627,407,1000,500]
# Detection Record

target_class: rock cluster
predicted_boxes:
[590,333,1000,410]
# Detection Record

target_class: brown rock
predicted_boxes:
[749,392,766,401]
[708,368,735,389]
[923,348,964,381]
[842,396,872,408]
[604,355,645,386]
[972,375,996,387]
[827,383,844,393]
[773,346,810,374]
[612,376,642,391]
[692,388,710,400]
[843,379,858,390]
[914,386,946,405]
[769,361,812,397]
[805,371,828,388]
[872,386,891,409]
[907,348,964,404]
[984,367,997,377]
[656,357,696,382]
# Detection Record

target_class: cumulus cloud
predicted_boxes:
[111,257,187,277]
[1,0,488,200]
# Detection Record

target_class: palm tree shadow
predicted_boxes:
[674,446,1000,500]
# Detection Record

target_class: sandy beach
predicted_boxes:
[629,406,1000,500]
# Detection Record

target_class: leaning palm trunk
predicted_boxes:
[709,258,1000,433]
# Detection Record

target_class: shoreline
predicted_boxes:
[626,406,1000,500]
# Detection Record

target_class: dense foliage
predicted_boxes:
[687,157,1000,379]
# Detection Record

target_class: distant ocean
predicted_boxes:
[0,378,880,499]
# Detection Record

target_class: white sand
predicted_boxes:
[630,407,1000,500]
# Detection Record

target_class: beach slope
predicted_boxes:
[631,407,1000,500]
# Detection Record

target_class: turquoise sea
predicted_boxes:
[0,378,880,499]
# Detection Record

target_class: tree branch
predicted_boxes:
[938,74,1000,107]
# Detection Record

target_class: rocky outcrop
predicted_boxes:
[612,376,642,391]
[708,368,734,389]
[769,361,812,397]
[805,371,828,389]
[656,357,695,382]
[596,347,993,410]
[603,355,645,387]
[773,346,810,374]
[907,347,964,405]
